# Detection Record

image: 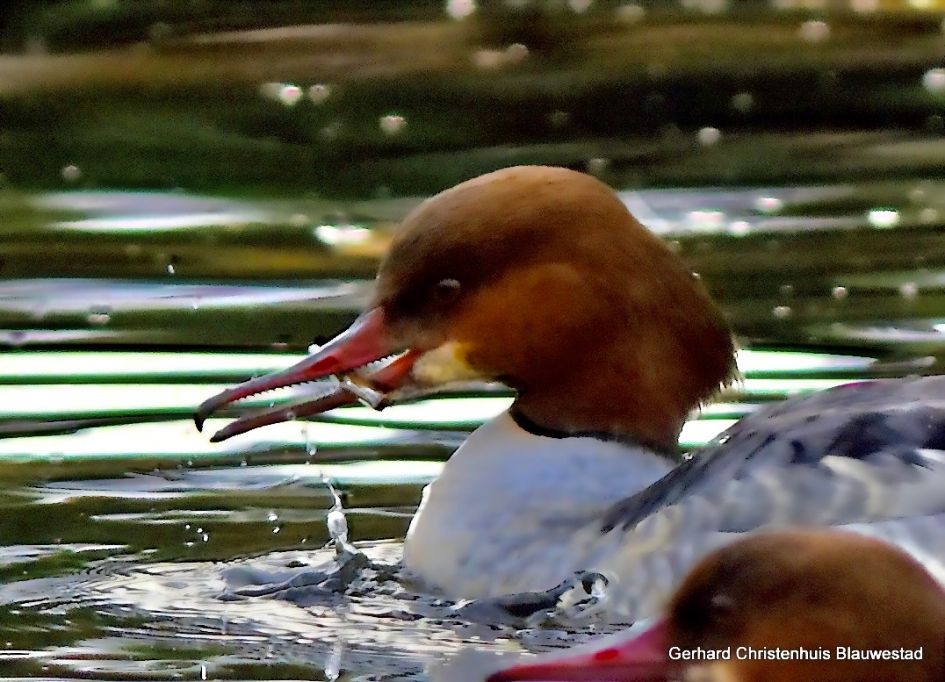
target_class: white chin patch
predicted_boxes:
[412,342,487,384]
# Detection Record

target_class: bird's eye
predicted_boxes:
[434,278,461,299]
[710,593,734,612]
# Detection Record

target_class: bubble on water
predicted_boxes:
[772,305,792,319]
[166,263,176,275]
[185,524,191,530]
[899,282,919,299]
[799,20,829,42]
[379,115,407,136]
[308,84,331,105]
[61,164,82,182]
[202,533,209,542]
[267,511,279,523]
[697,127,721,146]
[446,0,477,19]
[272,526,281,534]
[832,286,848,300]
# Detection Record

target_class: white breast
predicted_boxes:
[403,412,673,598]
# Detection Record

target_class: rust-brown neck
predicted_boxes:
[510,320,733,456]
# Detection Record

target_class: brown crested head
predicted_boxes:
[667,530,945,682]
[372,165,737,451]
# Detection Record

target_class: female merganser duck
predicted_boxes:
[195,166,945,620]
[469,529,945,682]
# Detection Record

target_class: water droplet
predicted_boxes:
[867,208,899,229]
[799,20,830,42]
[272,526,281,534]
[446,0,477,19]
[267,511,279,523]
[772,305,792,319]
[196,527,203,534]
[240,459,248,467]
[730,92,754,113]
[327,509,349,544]
[923,68,945,93]
[900,282,919,299]
[303,424,317,459]
[832,286,848,299]
[379,115,407,136]
[61,164,82,182]
[308,84,331,105]
[201,664,207,681]
[166,263,176,275]
[202,533,209,542]
[697,127,721,146]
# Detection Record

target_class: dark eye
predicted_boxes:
[434,278,461,301]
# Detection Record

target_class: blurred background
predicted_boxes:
[2,0,945,679]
